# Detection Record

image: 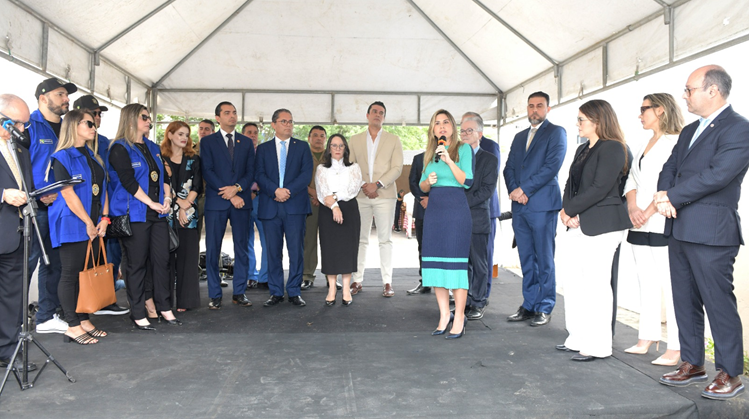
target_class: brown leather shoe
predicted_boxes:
[383,283,394,297]
[702,370,745,400]
[659,361,708,387]
[350,282,362,295]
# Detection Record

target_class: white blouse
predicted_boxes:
[315,160,362,204]
[623,134,678,234]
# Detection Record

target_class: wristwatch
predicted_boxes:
[234,183,243,192]
[376,181,385,189]
[332,193,338,201]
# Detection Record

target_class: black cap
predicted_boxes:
[35,77,77,99]
[73,95,108,112]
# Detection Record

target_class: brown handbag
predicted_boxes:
[76,237,117,313]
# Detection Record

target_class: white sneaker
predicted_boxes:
[36,313,68,334]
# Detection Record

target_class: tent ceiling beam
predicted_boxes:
[154,0,256,88]
[94,0,176,66]
[472,0,557,66]
[158,88,496,97]
[406,0,502,94]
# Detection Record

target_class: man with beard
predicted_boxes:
[27,78,77,334]
[504,91,566,327]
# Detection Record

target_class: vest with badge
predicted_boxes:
[48,146,107,247]
[107,138,166,222]
[27,109,58,191]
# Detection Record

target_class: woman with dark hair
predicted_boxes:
[49,109,109,344]
[558,99,633,361]
[623,93,684,365]
[315,134,362,306]
[161,121,202,312]
[108,104,180,330]
[419,109,474,339]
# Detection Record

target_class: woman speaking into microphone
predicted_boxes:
[419,109,474,339]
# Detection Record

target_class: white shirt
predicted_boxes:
[315,160,363,204]
[274,136,291,169]
[365,128,382,183]
[219,128,234,147]
[690,103,730,146]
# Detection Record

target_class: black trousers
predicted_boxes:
[0,240,23,360]
[58,239,100,327]
[414,217,423,279]
[467,232,490,308]
[170,228,200,309]
[121,219,171,320]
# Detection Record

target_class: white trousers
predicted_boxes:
[353,197,396,285]
[563,229,622,358]
[631,243,680,349]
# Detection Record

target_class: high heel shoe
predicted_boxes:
[64,333,98,345]
[651,355,680,366]
[624,341,658,354]
[159,313,183,326]
[432,313,455,336]
[446,317,467,339]
[325,298,336,307]
[132,320,156,331]
[342,296,353,306]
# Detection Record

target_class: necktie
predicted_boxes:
[526,127,538,151]
[688,118,709,148]
[279,140,287,188]
[0,140,22,189]
[227,133,234,160]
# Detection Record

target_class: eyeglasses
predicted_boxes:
[459,128,475,135]
[140,114,152,121]
[640,105,658,115]
[79,120,96,129]
[576,117,590,123]
[276,119,293,125]
[92,111,102,117]
[0,111,30,130]
[684,86,701,97]
[330,144,345,149]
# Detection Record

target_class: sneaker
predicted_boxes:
[94,303,130,316]
[36,313,68,334]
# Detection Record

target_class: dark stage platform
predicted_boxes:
[0,268,746,418]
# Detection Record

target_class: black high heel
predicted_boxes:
[341,295,353,306]
[326,287,337,307]
[432,312,455,336]
[446,317,467,339]
[159,313,183,326]
[132,320,156,331]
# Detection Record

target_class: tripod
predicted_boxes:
[0,120,75,402]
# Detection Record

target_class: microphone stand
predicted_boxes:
[0,122,74,402]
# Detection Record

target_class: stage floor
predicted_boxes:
[1,268,745,418]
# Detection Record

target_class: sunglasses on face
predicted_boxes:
[79,120,96,129]
[140,114,152,122]
[92,111,102,117]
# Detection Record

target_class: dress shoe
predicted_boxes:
[232,294,253,307]
[432,313,455,335]
[571,354,595,362]
[220,278,229,288]
[132,320,156,331]
[208,297,222,310]
[446,317,467,339]
[702,370,745,400]
[247,280,258,289]
[555,344,577,352]
[300,280,314,290]
[466,305,486,320]
[383,283,394,297]
[507,306,534,322]
[350,282,362,295]
[289,296,306,307]
[406,283,432,295]
[659,362,708,387]
[0,358,37,371]
[530,312,551,327]
[263,295,285,307]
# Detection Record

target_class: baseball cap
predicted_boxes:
[35,77,77,99]
[73,95,109,112]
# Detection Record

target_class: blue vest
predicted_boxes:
[96,133,111,164]
[27,109,58,191]
[107,138,166,222]
[48,147,107,248]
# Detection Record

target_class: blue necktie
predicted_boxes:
[688,118,709,148]
[279,140,287,188]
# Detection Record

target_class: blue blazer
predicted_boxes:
[466,148,499,234]
[479,137,501,217]
[504,119,566,213]
[658,105,749,246]
[254,137,313,219]
[408,152,428,220]
[200,131,255,211]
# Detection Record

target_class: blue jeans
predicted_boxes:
[28,210,62,324]
[106,238,126,291]
[252,195,268,283]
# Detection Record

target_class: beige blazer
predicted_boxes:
[348,129,403,199]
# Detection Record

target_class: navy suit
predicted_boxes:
[465,147,499,308]
[408,153,427,277]
[200,130,255,299]
[658,105,749,377]
[255,137,313,298]
[478,137,500,299]
[503,119,566,314]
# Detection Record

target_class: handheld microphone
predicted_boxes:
[434,136,446,163]
[1,118,25,141]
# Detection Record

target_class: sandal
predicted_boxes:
[64,333,98,345]
[84,328,107,338]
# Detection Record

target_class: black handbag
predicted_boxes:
[168,223,179,252]
[106,197,132,238]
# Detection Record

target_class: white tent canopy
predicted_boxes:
[1,0,748,126]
